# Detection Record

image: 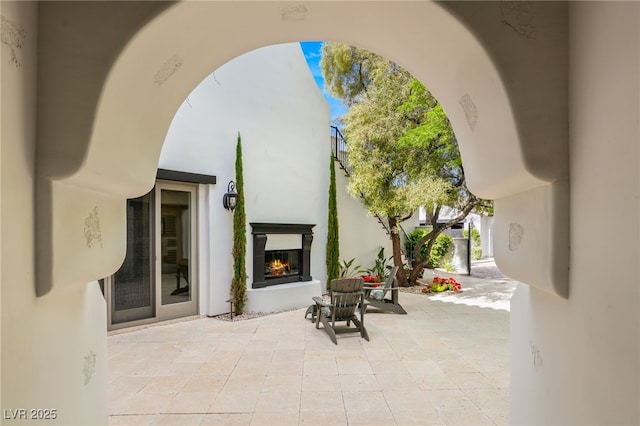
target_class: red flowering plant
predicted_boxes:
[361,274,380,287]
[425,276,462,293]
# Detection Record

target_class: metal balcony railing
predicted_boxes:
[330,126,351,176]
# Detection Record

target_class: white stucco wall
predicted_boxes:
[335,167,393,282]
[510,3,640,424]
[480,215,494,258]
[0,2,107,425]
[401,211,422,233]
[158,43,330,315]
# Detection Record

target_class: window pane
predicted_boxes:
[160,190,191,305]
[113,193,153,321]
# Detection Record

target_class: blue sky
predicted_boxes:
[299,41,348,124]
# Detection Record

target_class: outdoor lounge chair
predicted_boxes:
[363,266,407,314]
[312,278,369,345]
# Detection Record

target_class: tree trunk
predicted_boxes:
[389,216,408,286]
[409,236,437,286]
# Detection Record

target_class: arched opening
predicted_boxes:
[36,1,568,301]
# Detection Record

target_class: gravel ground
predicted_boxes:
[214,309,297,322]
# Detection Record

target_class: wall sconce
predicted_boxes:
[223,180,238,211]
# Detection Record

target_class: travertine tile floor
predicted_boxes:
[108,264,517,425]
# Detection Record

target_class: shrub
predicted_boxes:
[429,233,453,268]
[462,228,481,247]
[231,134,247,315]
[339,258,361,278]
[363,247,393,282]
[406,229,428,262]
[462,228,482,260]
[471,246,483,260]
[441,260,456,272]
[406,230,453,268]
[326,157,340,283]
[429,276,462,292]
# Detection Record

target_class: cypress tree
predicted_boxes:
[326,156,340,291]
[231,133,247,315]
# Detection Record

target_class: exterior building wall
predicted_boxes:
[401,212,422,234]
[0,2,107,425]
[480,215,494,258]
[335,165,393,284]
[158,43,331,315]
[510,3,640,424]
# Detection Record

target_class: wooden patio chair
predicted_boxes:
[363,266,407,314]
[312,278,369,345]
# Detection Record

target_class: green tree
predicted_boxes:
[322,43,487,286]
[320,44,377,106]
[230,133,247,314]
[326,156,340,290]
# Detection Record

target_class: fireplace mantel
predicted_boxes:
[250,223,315,289]
[250,223,315,235]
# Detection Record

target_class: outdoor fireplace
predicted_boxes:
[251,223,314,288]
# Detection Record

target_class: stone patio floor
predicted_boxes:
[108,259,517,425]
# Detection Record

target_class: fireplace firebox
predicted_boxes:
[265,249,300,279]
[251,223,314,288]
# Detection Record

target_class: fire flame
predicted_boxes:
[267,259,290,276]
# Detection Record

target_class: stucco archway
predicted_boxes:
[35,1,568,299]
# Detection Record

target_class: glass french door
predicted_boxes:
[155,182,198,320]
[108,182,197,329]
[110,192,155,325]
